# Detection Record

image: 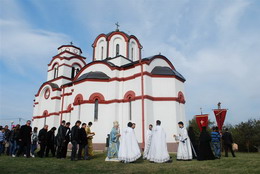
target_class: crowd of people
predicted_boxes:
[0,119,235,163]
[188,120,236,160]
[105,120,236,163]
[0,120,95,161]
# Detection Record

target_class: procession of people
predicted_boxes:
[0,118,236,163]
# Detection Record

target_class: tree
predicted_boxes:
[224,119,260,152]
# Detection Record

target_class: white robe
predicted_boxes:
[147,125,170,163]
[176,127,192,160]
[118,127,141,163]
[143,129,153,159]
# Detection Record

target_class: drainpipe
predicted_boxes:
[60,87,65,124]
[139,57,145,150]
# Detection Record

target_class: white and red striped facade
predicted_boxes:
[32,30,186,152]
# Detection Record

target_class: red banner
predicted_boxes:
[213,109,227,131]
[195,114,209,132]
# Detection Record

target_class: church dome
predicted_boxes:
[92,29,142,62]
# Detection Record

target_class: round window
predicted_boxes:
[44,88,50,99]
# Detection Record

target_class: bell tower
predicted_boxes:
[46,44,86,86]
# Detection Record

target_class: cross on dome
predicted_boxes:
[115,22,120,31]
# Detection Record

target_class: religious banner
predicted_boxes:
[213,109,227,131]
[195,114,209,132]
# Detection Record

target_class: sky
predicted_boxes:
[0,0,260,127]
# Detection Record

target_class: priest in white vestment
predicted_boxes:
[147,120,171,163]
[143,124,153,159]
[118,122,141,163]
[174,121,192,160]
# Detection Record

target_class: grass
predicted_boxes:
[0,152,259,174]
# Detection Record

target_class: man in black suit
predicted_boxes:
[61,122,71,159]
[37,125,48,158]
[222,128,236,157]
[70,120,81,161]
[46,127,56,157]
[17,120,32,158]
[56,120,66,159]
[78,123,89,160]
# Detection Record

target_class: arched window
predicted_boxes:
[53,64,59,79]
[78,104,81,120]
[116,44,120,56]
[71,64,81,79]
[71,67,75,78]
[94,99,99,121]
[101,46,104,60]
[129,97,132,120]
[124,91,135,121]
[131,47,134,60]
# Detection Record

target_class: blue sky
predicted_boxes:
[0,0,260,126]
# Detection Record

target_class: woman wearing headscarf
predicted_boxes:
[105,121,121,162]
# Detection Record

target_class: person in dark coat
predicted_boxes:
[46,127,56,157]
[61,122,71,159]
[188,126,198,159]
[222,128,236,157]
[56,120,67,159]
[11,124,20,157]
[9,126,15,156]
[17,120,32,158]
[70,120,81,161]
[78,123,89,160]
[197,126,215,161]
[37,125,48,158]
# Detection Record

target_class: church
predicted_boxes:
[32,28,186,152]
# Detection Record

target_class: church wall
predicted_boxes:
[121,65,140,78]
[151,100,179,142]
[122,77,142,97]
[151,78,177,97]
[144,99,155,135]
[46,115,60,130]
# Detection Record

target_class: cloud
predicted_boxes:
[0,18,70,76]
[0,0,259,126]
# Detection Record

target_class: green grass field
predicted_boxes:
[0,152,259,174]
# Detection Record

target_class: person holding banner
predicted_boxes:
[174,121,192,160]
